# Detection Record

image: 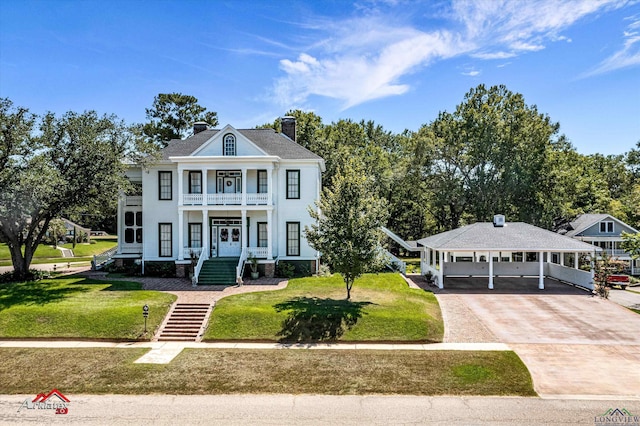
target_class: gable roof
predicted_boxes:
[563,213,639,237]
[417,222,600,252]
[159,128,322,161]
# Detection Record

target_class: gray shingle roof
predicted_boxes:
[416,222,600,252]
[564,214,612,237]
[159,128,322,161]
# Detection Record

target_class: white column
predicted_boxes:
[560,253,565,267]
[202,168,208,205]
[178,210,184,260]
[177,167,184,206]
[267,210,273,260]
[241,168,247,205]
[267,166,274,205]
[538,252,544,289]
[116,196,123,254]
[574,252,579,269]
[202,209,208,256]
[241,210,247,251]
[488,251,494,290]
[438,251,444,289]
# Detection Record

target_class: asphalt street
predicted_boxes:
[2,394,640,425]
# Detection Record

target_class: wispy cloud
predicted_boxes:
[583,14,640,77]
[271,0,632,109]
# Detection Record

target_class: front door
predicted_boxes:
[218,226,241,257]
[223,177,236,194]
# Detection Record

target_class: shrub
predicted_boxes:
[144,261,176,278]
[276,261,295,278]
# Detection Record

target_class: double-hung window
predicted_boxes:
[257,170,268,193]
[188,223,202,249]
[159,171,172,200]
[257,222,268,248]
[286,170,300,199]
[286,222,300,256]
[159,223,172,257]
[189,171,202,194]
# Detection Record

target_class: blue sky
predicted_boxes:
[1,0,639,155]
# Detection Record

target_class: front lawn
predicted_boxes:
[0,277,175,340]
[0,243,62,260]
[205,273,443,342]
[62,238,117,256]
[0,348,535,396]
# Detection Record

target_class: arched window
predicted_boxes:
[223,134,236,156]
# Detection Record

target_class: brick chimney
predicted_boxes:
[193,121,209,135]
[281,116,296,142]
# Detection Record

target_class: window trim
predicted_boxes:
[257,170,268,194]
[188,222,203,248]
[600,221,614,233]
[158,171,173,200]
[286,221,300,256]
[286,170,300,199]
[188,171,202,194]
[159,223,172,257]
[257,222,267,248]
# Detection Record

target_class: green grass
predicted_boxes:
[0,258,92,267]
[0,348,535,396]
[0,243,64,260]
[205,273,443,343]
[0,277,175,340]
[62,239,117,256]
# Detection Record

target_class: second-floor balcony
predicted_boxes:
[182,192,270,206]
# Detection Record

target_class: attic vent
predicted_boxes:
[493,214,506,227]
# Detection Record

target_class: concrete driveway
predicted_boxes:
[434,277,640,398]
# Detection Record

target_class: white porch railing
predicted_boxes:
[379,247,406,275]
[181,192,270,206]
[193,241,209,286]
[185,247,203,259]
[237,247,249,283]
[247,247,268,259]
[92,247,117,270]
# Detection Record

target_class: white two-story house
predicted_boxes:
[113,117,325,284]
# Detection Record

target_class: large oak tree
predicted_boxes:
[0,98,139,279]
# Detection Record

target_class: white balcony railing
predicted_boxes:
[181,193,270,206]
[125,196,142,206]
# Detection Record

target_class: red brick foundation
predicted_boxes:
[264,263,275,278]
[175,263,187,278]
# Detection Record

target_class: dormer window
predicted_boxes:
[224,134,236,156]
[600,221,614,233]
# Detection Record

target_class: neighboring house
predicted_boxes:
[61,218,91,241]
[558,213,640,275]
[113,118,325,284]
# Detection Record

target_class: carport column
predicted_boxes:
[560,253,564,266]
[438,250,444,289]
[538,252,544,290]
[488,251,494,290]
[574,252,579,269]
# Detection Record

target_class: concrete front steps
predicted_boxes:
[156,303,213,342]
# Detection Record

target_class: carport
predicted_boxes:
[417,216,601,290]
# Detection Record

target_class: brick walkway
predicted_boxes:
[404,274,498,343]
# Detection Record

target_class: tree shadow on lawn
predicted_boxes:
[274,297,374,343]
[0,280,89,311]
[0,278,140,311]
